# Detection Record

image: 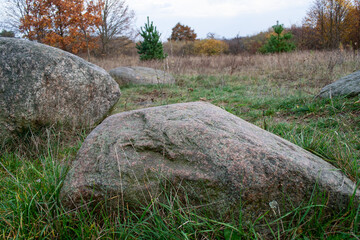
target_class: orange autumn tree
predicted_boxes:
[344,0,360,49]
[170,23,197,41]
[20,0,103,55]
[73,0,103,57]
[303,0,352,49]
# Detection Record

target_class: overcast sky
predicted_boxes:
[130,0,314,40]
[0,0,315,40]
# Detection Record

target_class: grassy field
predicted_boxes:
[1,50,360,239]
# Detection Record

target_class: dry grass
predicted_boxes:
[1,50,360,240]
[92,50,360,182]
[91,50,360,90]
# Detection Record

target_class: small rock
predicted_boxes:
[109,66,175,85]
[318,70,360,98]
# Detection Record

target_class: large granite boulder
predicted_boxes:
[61,102,359,219]
[0,38,121,141]
[318,70,360,98]
[109,66,175,85]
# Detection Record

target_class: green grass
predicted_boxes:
[111,75,360,181]
[1,62,360,239]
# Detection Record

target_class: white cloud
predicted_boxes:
[130,0,311,19]
[129,0,313,39]
[0,0,313,39]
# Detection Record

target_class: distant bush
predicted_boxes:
[0,29,15,38]
[223,35,245,55]
[163,41,196,56]
[194,39,229,56]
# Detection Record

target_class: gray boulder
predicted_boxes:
[0,38,121,141]
[61,102,359,219]
[318,70,360,98]
[109,66,175,85]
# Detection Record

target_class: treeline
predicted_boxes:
[163,23,294,56]
[166,0,360,56]
[2,0,360,57]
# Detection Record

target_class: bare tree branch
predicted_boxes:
[3,0,29,34]
[96,0,135,55]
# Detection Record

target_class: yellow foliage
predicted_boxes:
[303,0,354,49]
[194,39,229,56]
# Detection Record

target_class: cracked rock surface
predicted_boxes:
[61,102,359,218]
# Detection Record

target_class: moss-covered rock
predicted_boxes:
[0,38,121,142]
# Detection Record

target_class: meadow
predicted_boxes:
[1,50,360,239]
